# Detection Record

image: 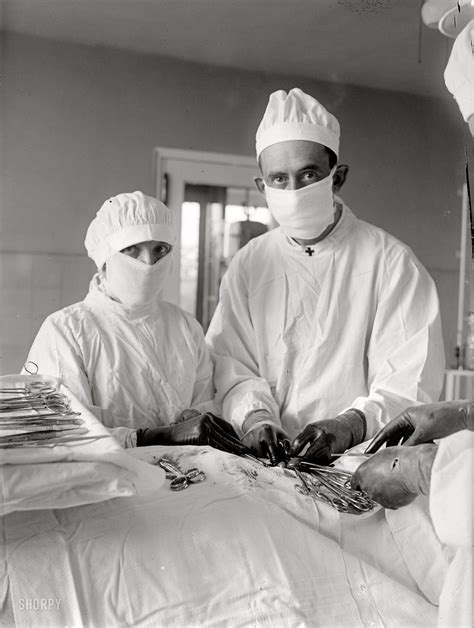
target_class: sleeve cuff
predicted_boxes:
[110,426,138,448]
[241,410,278,436]
[342,397,386,439]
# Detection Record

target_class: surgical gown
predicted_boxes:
[430,430,473,626]
[207,201,445,439]
[384,430,473,627]
[25,277,215,446]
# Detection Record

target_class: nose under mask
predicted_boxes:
[105,252,172,307]
[264,167,337,240]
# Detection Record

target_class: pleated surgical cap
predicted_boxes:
[256,88,340,159]
[85,191,176,268]
[444,19,474,122]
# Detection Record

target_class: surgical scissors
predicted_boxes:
[157,457,206,491]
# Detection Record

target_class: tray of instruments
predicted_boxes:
[0,374,94,448]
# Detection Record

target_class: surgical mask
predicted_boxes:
[264,167,337,239]
[105,252,172,308]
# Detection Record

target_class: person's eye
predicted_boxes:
[153,245,170,262]
[301,171,317,182]
[271,175,287,186]
[122,245,139,258]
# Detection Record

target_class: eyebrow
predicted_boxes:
[266,169,287,178]
[298,163,322,172]
[267,163,322,177]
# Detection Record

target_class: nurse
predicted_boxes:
[25,191,246,452]
[207,88,445,464]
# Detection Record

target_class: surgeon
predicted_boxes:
[207,88,445,464]
[352,16,474,510]
[25,191,246,452]
[351,20,473,627]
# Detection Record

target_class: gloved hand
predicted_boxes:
[351,444,437,509]
[365,401,474,454]
[241,410,290,464]
[291,409,366,464]
[136,412,248,455]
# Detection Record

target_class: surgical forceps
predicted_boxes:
[242,453,272,467]
[157,457,206,491]
[0,390,68,412]
[292,466,349,511]
[290,460,375,513]
[0,434,111,448]
[330,452,373,458]
[293,467,312,495]
[0,380,89,447]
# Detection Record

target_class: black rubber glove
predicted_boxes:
[365,401,474,453]
[351,444,437,509]
[136,412,248,455]
[242,422,291,465]
[291,409,366,464]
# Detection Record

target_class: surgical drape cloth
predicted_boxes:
[25,278,215,445]
[207,202,445,439]
[2,445,454,627]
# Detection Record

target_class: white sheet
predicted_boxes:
[1,445,450,627]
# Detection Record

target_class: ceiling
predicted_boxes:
[2,0,456,98]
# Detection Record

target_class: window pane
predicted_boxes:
[180,201,200,315]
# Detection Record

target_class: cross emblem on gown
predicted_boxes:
[305,247,315,257]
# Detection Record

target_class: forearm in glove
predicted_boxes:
[136,412,248,455]
[366,401,474,454]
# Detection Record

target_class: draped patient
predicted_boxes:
[25,191,245,453]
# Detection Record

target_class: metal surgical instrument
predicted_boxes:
[0,434,111,448]
[157,457,206,491]
[289,460,376,513]
[242,453,272,467]
[293,467,312,495]
[0,382,89,447]
[330,452,373,458]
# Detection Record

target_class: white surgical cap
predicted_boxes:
[85,191,176,268]
[256,88,340,159]
[444,20,474,122]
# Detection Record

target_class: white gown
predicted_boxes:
[385,430,474,627]
[25,276,215,445]
[430,430,473,626]
[207,201,445,438]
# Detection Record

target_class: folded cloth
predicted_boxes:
[0,375,164,515]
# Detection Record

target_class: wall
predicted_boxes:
[0,32,468,374]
